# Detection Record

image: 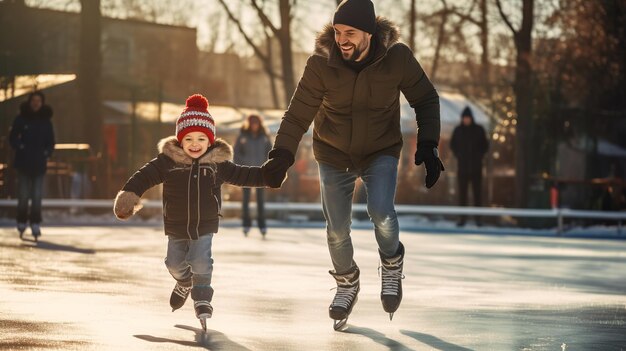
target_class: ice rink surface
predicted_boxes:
[1,224,625,350]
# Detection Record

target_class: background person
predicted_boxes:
[234,114,273,237]
[9,91,55,241]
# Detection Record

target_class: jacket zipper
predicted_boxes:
[213,194,221,216]
[196,163,201,238]
[186,162,193,240]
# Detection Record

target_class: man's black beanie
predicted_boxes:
[333,0,377,34]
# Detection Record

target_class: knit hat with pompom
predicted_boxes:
[175,94,215,144]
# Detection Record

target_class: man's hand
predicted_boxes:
[261,148,295,188]
[414,142,445,189]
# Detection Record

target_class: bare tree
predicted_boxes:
[408,0,416,52]
[445,0,490,95]
[77,0,104,195]
[216,0,280,107]
[217,0,296,108]
[478,0,488,91]
[429,0,450,83]
[251,0,296,106]
[495,0,534,208]
[79,0,102,152]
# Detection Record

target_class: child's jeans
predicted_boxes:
[165,234,214,301]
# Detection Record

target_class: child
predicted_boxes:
[113,94,268,329]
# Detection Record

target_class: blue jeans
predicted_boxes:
[242,188,266,229]
[16,171,45,224]
[165,234,214,301]
[318,155,400,274]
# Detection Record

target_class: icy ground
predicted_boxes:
[1,224,625,350]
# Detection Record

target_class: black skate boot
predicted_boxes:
[192,286,214,332]
[379,242,404,320]
[17,222,26,240]
[194,301,213,331]
[31,223,41,242]
[329,267,360,331]
[169,280,191,312]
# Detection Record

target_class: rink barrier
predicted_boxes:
[0,199,623,235]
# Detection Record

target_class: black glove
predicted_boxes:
[261,148,295,188]
[414,142,445,189]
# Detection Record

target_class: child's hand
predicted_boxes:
[113,191,143,220]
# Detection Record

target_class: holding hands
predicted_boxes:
[261,148,294,188]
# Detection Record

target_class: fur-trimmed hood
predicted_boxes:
[314,17,401,58]
[157,136,233,165]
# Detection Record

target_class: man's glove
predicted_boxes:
[414,142,445,189]
[261,148,295,188]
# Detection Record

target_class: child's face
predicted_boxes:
[181,131,210,159]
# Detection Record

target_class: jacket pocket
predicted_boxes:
[368,77,399,110]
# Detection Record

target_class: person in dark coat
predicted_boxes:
[113,94,269,329]
[260,0,444,327]
[234,114,273,237]
[450,106,489,226]
[9,91,55,240]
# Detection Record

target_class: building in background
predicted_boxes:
[1,3,511,208]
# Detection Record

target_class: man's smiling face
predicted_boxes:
[333,23,372,62]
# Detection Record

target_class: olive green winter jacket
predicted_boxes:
[273,18,440,170]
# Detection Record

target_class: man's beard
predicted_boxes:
[339,40,368,62]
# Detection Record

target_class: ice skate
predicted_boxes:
[17,223,26,240]
[31,224,41,242]
[329,267,360,331]
[194,300,213,332]
[170,281,191,311]
[379,242,404,320]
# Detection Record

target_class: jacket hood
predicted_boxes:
[19,102,53,119]
[158,136,233,165]
[314,16,401,58]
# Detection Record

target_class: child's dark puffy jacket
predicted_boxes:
[121,136,265,239]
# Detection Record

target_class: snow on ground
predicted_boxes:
[0,224,625,350]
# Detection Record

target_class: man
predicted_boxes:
[262,0,443,329]
[450,106,489,226]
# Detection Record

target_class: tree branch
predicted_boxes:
[451,0,479,25]
[495,0,518,35]
[250,0,280,36]
[216,0,282,79]
[448,8,480,26]
[216,0,267,61]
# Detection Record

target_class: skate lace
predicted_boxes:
[174,283,191,298]
[330,285,359,309]
[379,261,404,295]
